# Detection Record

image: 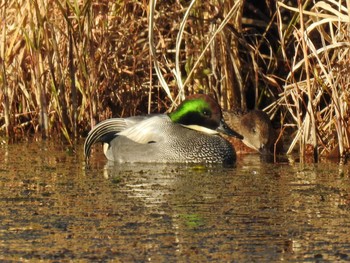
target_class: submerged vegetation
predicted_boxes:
[1,0,350,161]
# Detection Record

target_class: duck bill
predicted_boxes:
[217,119,243,139]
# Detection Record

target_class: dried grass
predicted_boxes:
[1,0,257,143]
[2,0,349,162]
[266,0,350,161]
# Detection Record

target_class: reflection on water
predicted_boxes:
[0,141,350,261]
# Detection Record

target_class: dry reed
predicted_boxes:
[2,0,349,162]
[1,0,260,142]
[266,0,350,161]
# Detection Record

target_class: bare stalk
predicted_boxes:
[67,3,77,139]
[1,1,12,137]
[299,0,318,161]
[0,64,11,138]
[148,0,174,103]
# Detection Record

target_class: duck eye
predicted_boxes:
[202,110,211,117]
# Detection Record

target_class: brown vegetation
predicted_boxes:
[1,0,350,161]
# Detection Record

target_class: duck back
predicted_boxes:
[104,116,235,164]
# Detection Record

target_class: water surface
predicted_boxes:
[0,141,350,262]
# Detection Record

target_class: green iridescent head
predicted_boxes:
[169,94,243,139]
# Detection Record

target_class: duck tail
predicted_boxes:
[84,118,127,161]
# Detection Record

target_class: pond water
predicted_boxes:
[0,140,350,262]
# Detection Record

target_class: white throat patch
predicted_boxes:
[182,124,218,135]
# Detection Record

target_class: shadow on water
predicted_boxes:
[1,141,350,261]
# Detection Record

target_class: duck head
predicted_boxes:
[224,109,274,154]
[240,110,275,153]
[169,94,243,139]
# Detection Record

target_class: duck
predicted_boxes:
[84,94,243,164]
[223,109,276,154]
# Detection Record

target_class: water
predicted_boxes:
[0,140,350,262]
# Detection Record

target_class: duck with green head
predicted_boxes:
[84,94,243,164]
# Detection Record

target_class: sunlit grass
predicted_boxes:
[1,0,256,141]
[265,0,350,161]
[1,0,350,161]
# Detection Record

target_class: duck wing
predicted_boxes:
[84,115,167,159]
[118,115,170,144]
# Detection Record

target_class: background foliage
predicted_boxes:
[1,0,350,160]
